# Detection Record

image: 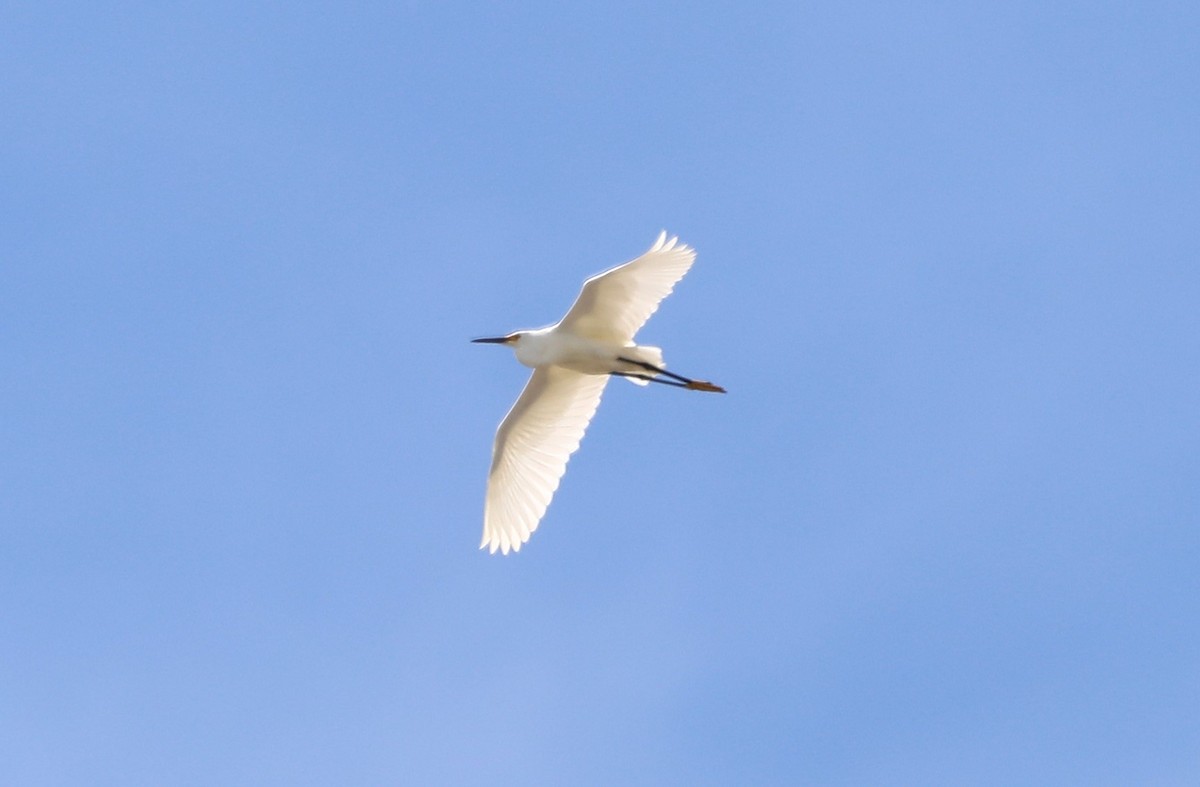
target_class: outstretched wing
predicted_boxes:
[482,366,609,555]
[557,231,696,343]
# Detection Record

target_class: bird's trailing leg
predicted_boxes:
[610,372,692,388]
[616,357,726,393]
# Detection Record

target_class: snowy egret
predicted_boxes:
[473,232,724,555]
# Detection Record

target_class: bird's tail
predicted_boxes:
[617,345,664,386]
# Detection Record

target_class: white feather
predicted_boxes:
[557,231,696,343]
[482,367,608,554]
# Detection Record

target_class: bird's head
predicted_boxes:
[471,332,522,347]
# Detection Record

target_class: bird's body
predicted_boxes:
[509,326,663,377]
[473,232,723,555]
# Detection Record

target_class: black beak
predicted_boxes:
[471,336,509,344]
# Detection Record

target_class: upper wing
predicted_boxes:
[557,232,697,343]
[482,366,609,555]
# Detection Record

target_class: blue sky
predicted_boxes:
[3,2,1198,784]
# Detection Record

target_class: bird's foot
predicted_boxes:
[685,380,726,393]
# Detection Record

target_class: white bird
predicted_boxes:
[473,231,724,555]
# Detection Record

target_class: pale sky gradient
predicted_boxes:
[3,3,1198,785]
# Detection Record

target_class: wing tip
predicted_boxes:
[652,229,693,258]
[480,526,531,556]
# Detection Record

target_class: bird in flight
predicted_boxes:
[473,232,724,555]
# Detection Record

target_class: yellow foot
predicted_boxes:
[685,380,726,393]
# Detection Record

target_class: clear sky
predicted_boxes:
[3,3,1198,785]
